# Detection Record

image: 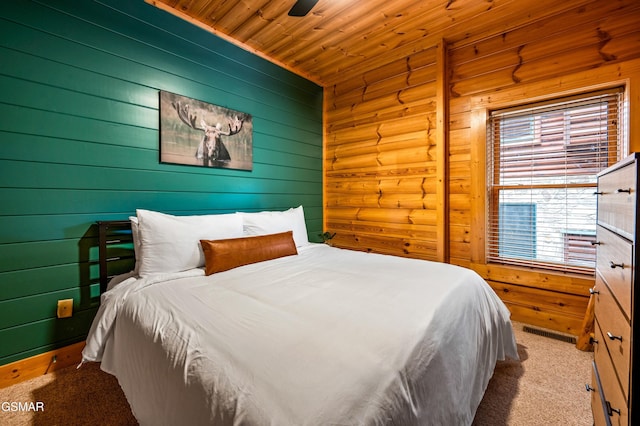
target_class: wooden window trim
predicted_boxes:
[467,60,636,280]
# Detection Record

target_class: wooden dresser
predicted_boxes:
[590,153,639,426]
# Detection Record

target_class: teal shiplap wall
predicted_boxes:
[0,0,323,366]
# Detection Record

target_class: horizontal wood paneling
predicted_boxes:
[0,0,322,365]
[0,264,99,302]
[0,286,99,330]
[1,309,97,362]
[0,188,321,217]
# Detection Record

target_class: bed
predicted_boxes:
[82,207,518,426]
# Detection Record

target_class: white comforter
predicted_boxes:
[83,244,517,426]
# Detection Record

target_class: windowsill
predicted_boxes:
[470,262,595,295]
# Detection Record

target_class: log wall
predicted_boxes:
[325,46,445,261]
[325,0,640,334]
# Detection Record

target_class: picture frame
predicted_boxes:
[159,90,253,171]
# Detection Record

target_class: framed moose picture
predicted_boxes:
[159,90,253,171]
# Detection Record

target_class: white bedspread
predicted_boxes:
[83,244,517,426]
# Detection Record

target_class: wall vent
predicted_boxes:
[522,325,577,344]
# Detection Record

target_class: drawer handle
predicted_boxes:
[606,401,621,416]
[585,384,595,392]
[606,331,623,342]
[609,261,624,269]
[594,191,604,195]
[590,241,601,246]
[616,188,631,193]
[589,287,599,295]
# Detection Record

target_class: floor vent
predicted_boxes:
[522,325,577,344]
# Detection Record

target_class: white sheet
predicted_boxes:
[83,244,517,426]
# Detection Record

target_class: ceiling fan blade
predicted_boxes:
[288,0,319,17]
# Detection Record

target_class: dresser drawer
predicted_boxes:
[591,362,611,426]
[596,225,632,318]
[594,334,629,426]
[593,285,631,400]
[597,160,637,240]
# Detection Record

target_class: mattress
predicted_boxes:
[83,243,518,425]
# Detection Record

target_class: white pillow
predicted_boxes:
[239,206,309,247]
[136,209,244,276]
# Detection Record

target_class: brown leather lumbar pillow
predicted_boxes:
[200,231,298,275]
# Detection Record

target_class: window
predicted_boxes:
[487,88,625,274]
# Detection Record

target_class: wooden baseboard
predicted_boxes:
[0,341,85,389]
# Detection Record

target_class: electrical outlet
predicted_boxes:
[57,299,73,318]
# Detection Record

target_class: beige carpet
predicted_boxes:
[473,322,593,425]
[0,322,593,425]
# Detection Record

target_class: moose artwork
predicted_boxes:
[159,91,253,171]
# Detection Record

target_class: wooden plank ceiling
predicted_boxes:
[146,0,596,87]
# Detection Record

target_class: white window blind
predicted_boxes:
[487,88,624,274]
